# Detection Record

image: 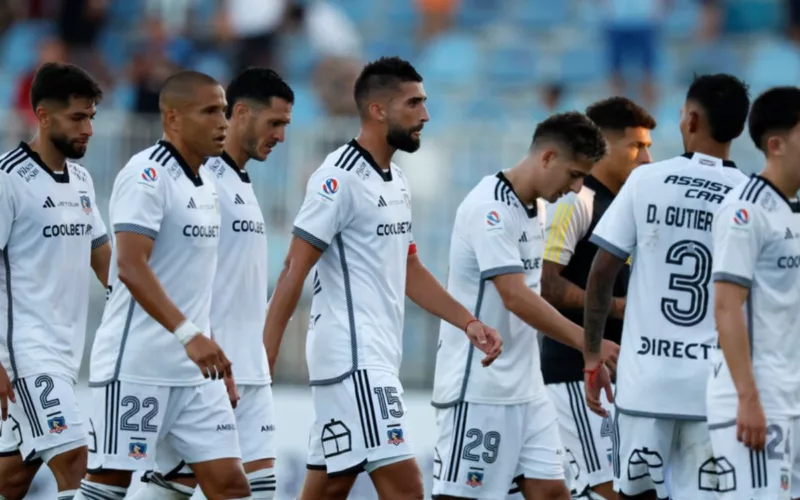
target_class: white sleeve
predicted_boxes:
[544,194,590,265]
[0,174,15,249]
[87,174,110,249]
[292,169,355,251]
[712,203,764,288]
[111,163,167,239]
[469,202,524,278]
[590,179,637,260]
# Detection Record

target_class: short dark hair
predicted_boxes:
[225,67,294,119]
[532,112,607,163]
[30,62,103,110]
[585,97,656,132]
[686,73,750,143]
[353,57,423,116]
[158,70,220,108]
[748,86,800,153]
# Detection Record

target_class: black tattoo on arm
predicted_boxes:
[542,261,585,310]
[584,249,626,355]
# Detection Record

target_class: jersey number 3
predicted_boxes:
[660,240,712,327]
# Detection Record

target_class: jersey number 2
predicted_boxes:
[660,240,712,327]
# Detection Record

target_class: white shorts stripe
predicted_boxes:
[352,370,379,449]
[749,448,767,489]
[15,379,43,438]
[567,381,600,473]
[446,402,469,483]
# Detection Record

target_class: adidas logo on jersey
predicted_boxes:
[787,228,794,240]
[234,194,245,205]
[187,197,197,209]
[519,231,529,242]
[377,196,388,207]
[42,196,55,208]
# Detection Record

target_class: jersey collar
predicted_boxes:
[18,141,70,183]
[583,175,614,199]
[753,174,800,213]
[220,150,251,183]
[349,139,392,182]
[157,140,203,187]
[496,171,537,218]
[681,152,737,169]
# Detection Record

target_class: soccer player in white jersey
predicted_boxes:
[432,112,618,500]
[540,97,655,500]
[581,74,751,500]
[0,62,110,500]
[75,71,253,500]
[708,87,800,500]
[140,68,294,500]
[264,57,502,500]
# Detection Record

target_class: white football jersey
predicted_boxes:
[707,175,800,421]
[201,152,269,385]
[432,172,547,407]
[90,141,221,387]
[590,152,748,419]
[0,143,108,383]
[292,139,414,385]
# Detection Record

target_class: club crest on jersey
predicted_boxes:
[47,416,67,434]
[733,208,749,226]
[141,167,158,182]
[387,426,405,445]
[782,468,790,491]
[80,195,92,214]
[466,468,484,487]
[128,441,148,459]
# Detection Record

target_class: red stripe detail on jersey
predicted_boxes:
[408,242,417,255]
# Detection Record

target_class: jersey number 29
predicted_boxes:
[660,240,712,327]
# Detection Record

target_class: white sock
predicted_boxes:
[247,468,277,499]
[127,480,192,499]
[74,480,127,499]
[58,491,78,500]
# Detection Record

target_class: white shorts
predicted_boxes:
[431,397,566,499]
[0,374,87,462]
[708,417,800,500]
[86,380,241,472]
[614,412,715,500]
[306,369,414,476]
[547,381,614,493]
[150,382,277,479]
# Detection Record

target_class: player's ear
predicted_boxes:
[766,135,784,157]
[540,149,556,168]
[368,102,385,122]
[687,110,700,134]
[34,104,50,127]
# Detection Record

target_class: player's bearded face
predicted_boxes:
[386,121,422,153]
[245,100,292,161]
[48,98,95,159]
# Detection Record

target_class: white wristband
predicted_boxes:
[173,320,200,346]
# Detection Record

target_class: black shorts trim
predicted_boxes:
[306,463,327,471]
[327,459,366,478]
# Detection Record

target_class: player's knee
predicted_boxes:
[47,445,88,488]
[534,480,571,500]
[198,472,251,500]
[320,475,358,500]
[0,458,38,500]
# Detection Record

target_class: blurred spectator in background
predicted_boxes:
[312,55,360,152]
[540,83,565,114]
[698,0,724,42]
[603,0,669,107]
[415,0,459,46]
[788,0,800,43]
[15,37,65,128]
[57,0,112,86]
[290,0,362,58]
[219,0,286,73]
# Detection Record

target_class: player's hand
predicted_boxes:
[583,360,614,417]
[184,335,232,380]
[736,393,767,450]
[611,297,626,320]
[223,374,240,409]
[465,321,503,367]
[0,363,15,421]
[601,339,620,374]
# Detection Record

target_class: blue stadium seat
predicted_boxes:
[286,84,324,126]
[283,35,318,82]
[0,21,51,74]
[417,33,480,87]
[663,0,699,40]
[559,47,605,86]
[684,44,740,83]
[745,40,800,90]
[725,0,783,34]
[327,0,379,27]
[366,36,415,62]
[485,45,539,89]
[456,0,504,30]
[509,0,568,30]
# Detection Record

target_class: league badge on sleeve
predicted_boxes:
[733,208,749,225]
[141,167,158,182]
[485,210,504,232]
[318,177,339,202]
